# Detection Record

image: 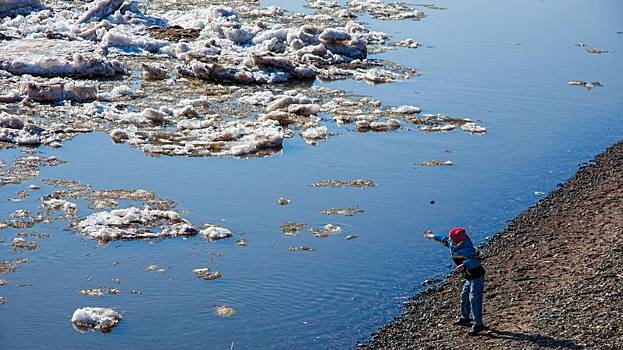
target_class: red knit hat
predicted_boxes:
[449,227,466,244]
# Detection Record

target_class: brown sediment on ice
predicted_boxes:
[280,221,306,236]
[362,141,623,350]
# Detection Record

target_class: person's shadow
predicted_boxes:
[482,328,584,350]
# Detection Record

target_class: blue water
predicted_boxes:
[1,0,622,349]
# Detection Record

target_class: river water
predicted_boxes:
[1,0,622,349]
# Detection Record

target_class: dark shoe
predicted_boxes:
[468,324,486,336]
[452,317,472,326]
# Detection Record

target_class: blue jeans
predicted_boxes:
[460,276,484,326]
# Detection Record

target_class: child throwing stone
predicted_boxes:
[425,227,486,336]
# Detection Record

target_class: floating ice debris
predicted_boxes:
[109,129,129,143]
[0,296,4,304]
[419,124,457,132]
[288,246,316,252]
[308,0,425,21]
[146,264,159,272]
[0,89,21,103]
[356,118,400,132]
[586,48,608,54]
[107,288,120,294]
[300,125,328,139]
[417,4,447,10]
[0,112,56,147]
[391,105,422,114]
[280,221,306,236]
[130,290,142,295]
[76,0,124,24]
[0,39,124,78]
[78,289,104,297]
[534,191,545,195]
[148,26,200,42]
[354,68,400,84]
[193,268,222,280]
[345,234,358,240]
[74,207,197,241]
[97,85,141,101]
[407,113,472,132]
[461,122,486,133]
[415,160,453,166]
[0,1,479,160]
[575,42,586,47]
[568,80,604,90]
[276,197,291,205]
[235,238,248,246]
[214,305,236,317]
[394,38,420,48]
[321,206,364,216]
[0,0,44,17]
[310,224,342,238]
[42,198,77,216]
[200,225,233,241]
[0,279,6,286]
[0,258,28,274]
[1,156,64,185]
[10,237,38,251]
[11,209,30,219]
[71,307,122,333]
[311,179,375,188]
[141,63,167,80]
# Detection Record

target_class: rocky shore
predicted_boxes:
[363,141,623,350]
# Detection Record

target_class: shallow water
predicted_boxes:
[1,0,622,349]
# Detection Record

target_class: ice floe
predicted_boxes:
[71,307,122,333]
[74,207,197,241]
[0,0,488,160]
[200,225,233,241]
[0,39,124,78]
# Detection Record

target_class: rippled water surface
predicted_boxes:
[1,0,622,349]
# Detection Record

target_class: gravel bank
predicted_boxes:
[363,141,623,350]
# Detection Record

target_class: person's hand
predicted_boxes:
[424,230,434,239]
[455,264,465,273]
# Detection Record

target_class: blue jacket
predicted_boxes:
[432,233,485,279]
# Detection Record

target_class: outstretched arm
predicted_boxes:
[424,230,449,247]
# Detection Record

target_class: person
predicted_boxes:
[424,227,486,336]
